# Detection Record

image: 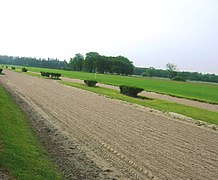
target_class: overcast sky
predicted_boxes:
[0,0,217,74]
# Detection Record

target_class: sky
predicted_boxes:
[0,0,218,74]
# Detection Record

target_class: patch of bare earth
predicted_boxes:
[0,170,12,180]
[1,70,218,179]
[62,77,218,112]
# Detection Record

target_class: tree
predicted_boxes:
[146,67,155,77]
[108,56,134,75]
[95,55,107,74]
[69,53,84,71]
[166,63,177,79]
[83,52,100,72]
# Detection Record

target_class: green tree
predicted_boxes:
[146,67,155,77]
[83,52,100,72]
[166,63,177,79]
[69,53,84,71]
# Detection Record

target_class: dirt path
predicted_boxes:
[62,77,218,112]
[1,70,218,179]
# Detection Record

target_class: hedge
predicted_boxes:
[119,85,143,97]
[22,67,28,72]
[0,69,3,74]
[50,73,61,79]
[40,71,61,79]
[84,80,97,87]
[11,67,15,70]
[40,72,50,77]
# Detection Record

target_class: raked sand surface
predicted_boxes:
[0,70,218,179]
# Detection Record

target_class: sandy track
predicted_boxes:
[1,70,218,179]
[62,77,218,112]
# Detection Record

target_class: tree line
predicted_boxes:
[0,55,68,69]
[68,52,134,75]
[0,52,134,75]
[1,54,218,83]
[135,66,218,83]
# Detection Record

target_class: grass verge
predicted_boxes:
[62,81,218,125]
[0,85,62,179]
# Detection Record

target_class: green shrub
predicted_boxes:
[50,73,61,79]
[84,80,97,87]
[40,71,50,77]
[11,67,15,70]
[141,72,147,77]
[172,76,186,82]
[119,85,143,97]
[0,69,3,74]
[40,71,45,76]
[40,72,61,79]
[6,66,8,68]
[22,67,28,72]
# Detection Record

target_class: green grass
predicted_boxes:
[0,85,62,179]
[62,81,218,125]
[9,66,217,104]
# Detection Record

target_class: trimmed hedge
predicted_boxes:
[11,67,15,70]
[40,72,49,77]
[22,67,28,72]
[40,71,61,79]
[119,85,143,97]
[50,73,61,79]
[84,80,97,87]
[0,69,3,74]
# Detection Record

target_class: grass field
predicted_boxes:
[63,81,218,125]
[10,65,218,104]
[2,65,218,104]
[0,85,62,179]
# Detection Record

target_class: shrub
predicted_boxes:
[172,76,186,82]
[0,69,3,74]
[50,73,61,79]
[11,67,15,70]
[40,71,45,76]
[119,85,143,97]
[141,72,147,77]
[6,66,8,68]
[84,80,97,87]
[40,71,50,77]
[61,67,72,71]
[40,72,61,79]
[22,67,28,72]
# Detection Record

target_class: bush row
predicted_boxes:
[83,80,143,98]
[1,65,8,68]
[40,71,61,79]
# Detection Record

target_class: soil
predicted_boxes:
[0,169,12,180]
[62,77,218,112]
[0,70,218,179]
